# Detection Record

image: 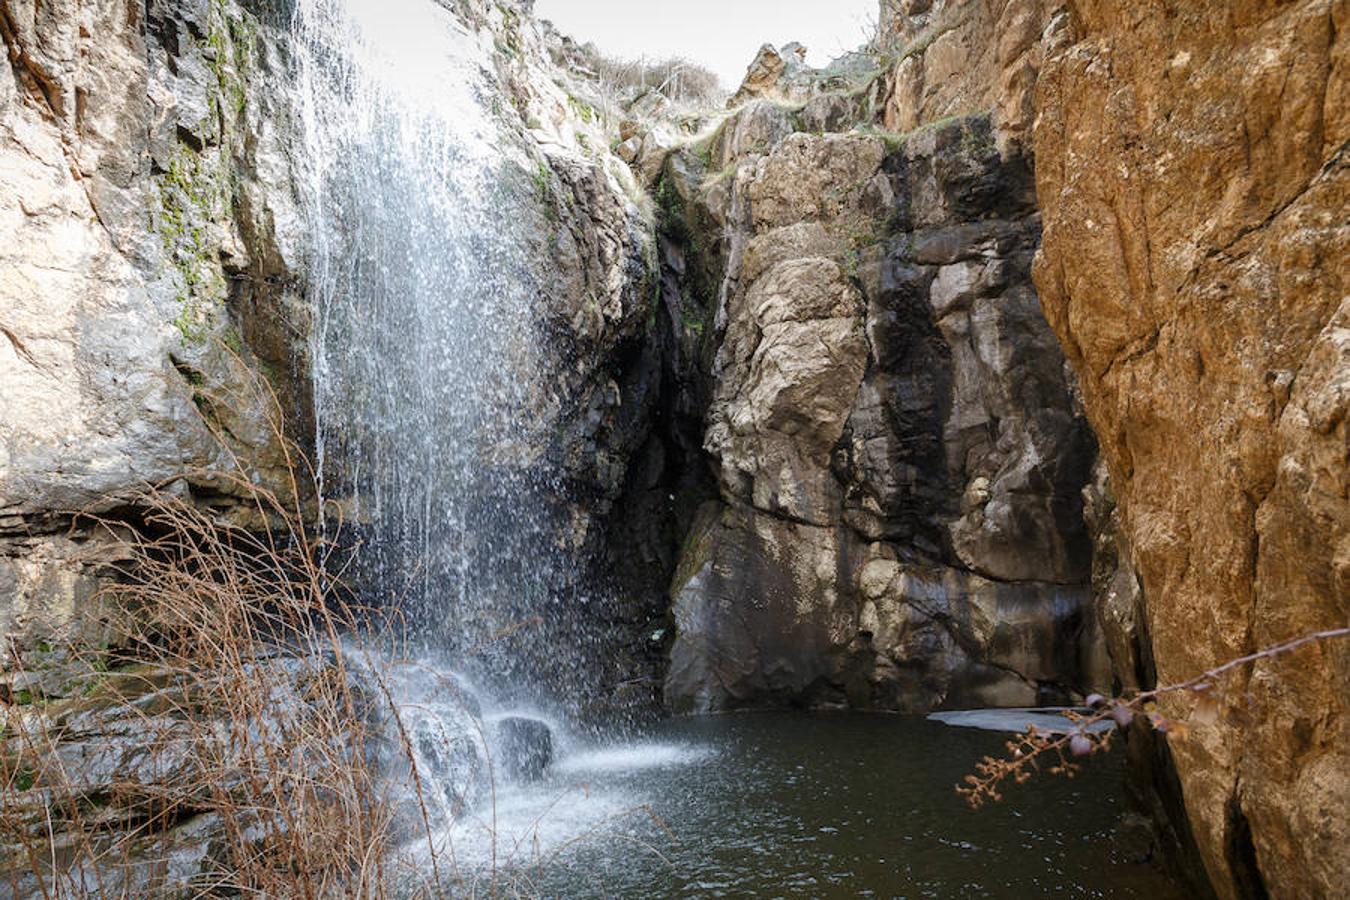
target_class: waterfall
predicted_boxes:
[292,0,559,692]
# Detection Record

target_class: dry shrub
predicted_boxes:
[576,45,723,105]
[0,363,458,898]
[958,626,1350,808]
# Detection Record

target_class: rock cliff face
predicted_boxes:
[0,0,307,650]
[876,0,1049,152]
[0,0,660,708]
[642,3,1347,892]
[442,1,665,714]
[646,87,1106,712]
[1033,2,1349,897]
[1,0,660,887]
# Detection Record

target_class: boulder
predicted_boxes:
[490,716,555,782]
[726,44,787,108]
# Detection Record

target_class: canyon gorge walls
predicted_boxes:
[1033,2,1348,897]
[639,1,1346,893]
[639,0,1112,718]
[0,0,1345,896]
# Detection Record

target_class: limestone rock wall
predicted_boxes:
[1032,2,1349,897]
[655,100,1106,713]
[0,0,306,649]
[0,0,661,714]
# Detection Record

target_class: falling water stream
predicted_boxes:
[290,0,1187,895]
[296,0,563,675]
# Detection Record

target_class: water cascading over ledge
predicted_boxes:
[289,0,662,716]
[295,0,560,687]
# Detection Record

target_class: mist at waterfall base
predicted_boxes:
[291,1,1181,894]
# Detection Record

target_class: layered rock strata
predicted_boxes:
[876,0,1050,152]
[0,0,306,650]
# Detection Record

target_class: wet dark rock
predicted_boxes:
[659,112,1104,714]
[491,716,554,782]
[1112,813,1160,865]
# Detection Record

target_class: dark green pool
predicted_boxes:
[439,711,1187,898]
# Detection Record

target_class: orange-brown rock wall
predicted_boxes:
[1032,2,1348,897]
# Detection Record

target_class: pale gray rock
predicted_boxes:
[663,111,1103,714]
[0,0,308,650]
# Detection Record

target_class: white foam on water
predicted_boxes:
[555,741,717,774]
[444,783,645,868]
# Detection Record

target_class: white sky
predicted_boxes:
[533,0,880,89]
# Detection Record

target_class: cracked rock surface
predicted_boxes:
[1033,2,1349,897]
[658,105,1105,714]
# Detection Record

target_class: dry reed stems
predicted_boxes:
[0,358,450,898]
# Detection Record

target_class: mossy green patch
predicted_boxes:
[532,160,552,199]
[680,304,706,337]
[654,175,690,245]
[157,0,263,345]
[654,171,722,344]
[854,123,909,154]
[692,137,715,168]
[494,3,523,56]
[567,94,597,125]
[156,140,229,345]
[221,326,244,355]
